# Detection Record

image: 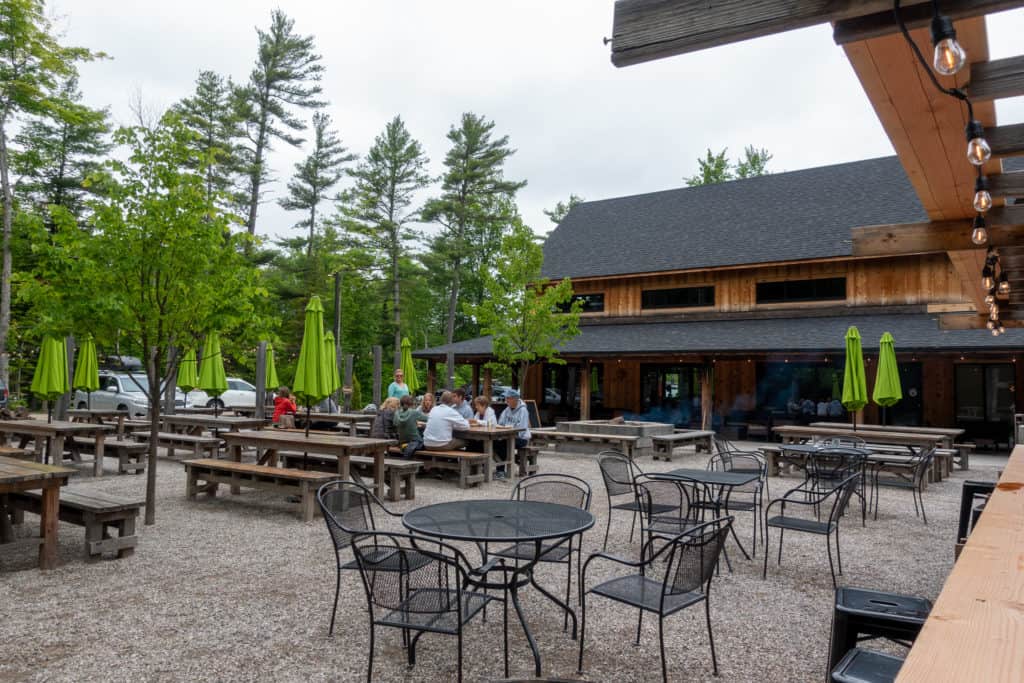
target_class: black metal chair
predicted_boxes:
[831,648,904,682]
[806,447,868,526]
[634,474,707,553]
[491,473,591,630]
[577,517,735,682]
[763,474,861,588]
[597,450,645,549]
[350,530,501,683]
[707,450,768,556]
[870,447,936,524]
[317,480,428,636]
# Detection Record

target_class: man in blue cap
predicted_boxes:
[495,389,531,478]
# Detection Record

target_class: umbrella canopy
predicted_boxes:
[400,337,419,394]
[72,336,100,393]
[872,332,903,408]
[293,296,330,409]
[31,336,69,423]
[323,331,341,394]
[265,344,280,390]
[177,348,199,393]
[841,326,868,414]
[198,333,227,397]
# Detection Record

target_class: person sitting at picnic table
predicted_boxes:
[494,389,530,478]
[387,369,410,399]
[419,392,434,413]
[470,395,497,427]
[828,396,844,418]
[452,388,474,420]
[272,386,297,428]
[370,397,400,440]
[394,394,429,457]
[423,391,469,451]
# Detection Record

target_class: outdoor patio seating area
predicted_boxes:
[0,441,1000,682]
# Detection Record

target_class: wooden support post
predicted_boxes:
[343,354,354,411]
[580,359,592,421]
[427,360,437,396]
[471,363,480,399]
[483,366,493,403]
[446,350,455,390]
[372,346,382,406]
[255,341,267,420]
[700,365,713,432]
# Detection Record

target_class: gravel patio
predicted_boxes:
[0,442,1002,682]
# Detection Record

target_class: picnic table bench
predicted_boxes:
[530,431,639,459]
[651,430,714,460]
[8,488,142,560]
[0,446,34,460]
[68,436,148,475]
[280,451,422,502]
[121,419,153,434]
[184,458,336,522]
[134,431,221,459]
[411,449,489,488]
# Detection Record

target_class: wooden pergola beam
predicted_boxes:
[609,0,930,67]
[852,211,1024,256]
[989,171,1024,197]
[968,55,1024,101]
[988,122,1024,157]
[833,0,1024,45]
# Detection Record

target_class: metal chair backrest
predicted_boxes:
[317,480,388,551]
[912,447,937,484]
[808,449,865,486]
[662,517,734,598]
[599,451,642,498]
[635,474,696,527]
[828,474,863,525]
[512,472,592,511]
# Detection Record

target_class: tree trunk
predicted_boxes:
[392,239,401,359]
[307,204,316,262]
[245,113,269,236]
[144,347,161,526]
[445,256,461,346]
[0,123,13,386]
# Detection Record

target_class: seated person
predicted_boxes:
[470,395,497,427]
[420,392,435,414]
[494,390,530,478]
[370,397,400,440]
[394,394,429,456]
[452,388,474,419]
[828,397,844,418]
[272,386,297,428]
[422,391,469,451]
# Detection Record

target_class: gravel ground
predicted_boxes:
[0,442,1004,683]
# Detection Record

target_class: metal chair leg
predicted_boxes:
[329,564,341,635]
[705,596,719,676]
[577,588,587,674]
[658,615,668,683]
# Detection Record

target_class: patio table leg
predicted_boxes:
[38,482,60,570]
[93,430,106,477]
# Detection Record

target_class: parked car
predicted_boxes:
[185,377,257,409]
[74,372,185,417]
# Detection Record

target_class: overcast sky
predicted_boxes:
[58,2,1024,242]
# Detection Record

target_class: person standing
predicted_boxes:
[423,391,470,451]
[494,390,530,479]
[387,369,410,399]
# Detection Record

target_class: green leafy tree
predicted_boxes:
[342,115,431,361]
[236,9,325,236]
[685,148,732,186]
[279,112,353,261]
[468,219,580,391]
[37,118,261,525]
[0,0,100,384]
[422,113,525,347]
[172,70,243,210]
[734,145,773,179]
[543,193,584,225]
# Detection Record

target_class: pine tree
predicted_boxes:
[543,193,584,225]
[342,115,431,360]
[236,9,325,236]
[279,112,354,262]
[421,113,525,346]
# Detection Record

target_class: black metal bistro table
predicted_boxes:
[403,499,594,678]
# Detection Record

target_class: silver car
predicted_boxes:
[74,372,185,416]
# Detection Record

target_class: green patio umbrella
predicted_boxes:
[177,348,199,393]
[72,335,100,409]
[841,326,868,430]
[264,344,280,391]
[399,337,419,395]
[31,335,69,428]
[323,331,341,395]
[198,332,228,417]
[293,296,330,437]
[873,332,903,423]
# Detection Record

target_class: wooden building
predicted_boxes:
[416,156,1023,443]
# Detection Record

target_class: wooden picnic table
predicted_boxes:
[895,445,1024,682]
[68,408,130,437]
[772,425,943,453]
[162,414,267,436]
[220,430,394,498]
[295,412,374,436]
[809,422,964,448]
[177,406,218,414]
[0,420,114,477]
[454,425,521,481]
[0,455,74,569]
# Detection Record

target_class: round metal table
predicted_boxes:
[403,499,594,677]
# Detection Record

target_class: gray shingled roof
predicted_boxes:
[541,156,928,279]
[414,313,1021,359]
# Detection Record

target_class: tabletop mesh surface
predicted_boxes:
[403,500,594,543]
[660,469,761,486]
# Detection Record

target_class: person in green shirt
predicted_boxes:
[393,394,428,456]
[387,369,410,399]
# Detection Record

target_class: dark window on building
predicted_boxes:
[755,277,846,304]
[641,286,715,310]
[559,293,604,313]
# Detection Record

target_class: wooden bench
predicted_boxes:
[280,451,422,502]
[517,445,540,476]
[414,449,489,488]
[8,489,142,560]
[0,446,34,460]
[953,442,974,471]
[652,431,714,460]
[184,459,336,522]
[136,431,220,459]
[68,437,148,475]
[530,431,639,459]
[122,419,153,434]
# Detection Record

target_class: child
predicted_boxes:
[273,386,297,428]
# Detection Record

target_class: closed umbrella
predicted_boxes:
[400,337,419,395]
[873,332,903,424]
[31,336,70,432]
[323,331,341,396]
[293,296,330,438]
[72,335,100,409]
[198,333,228,417]
[177,348,199,392]
[841,326,868,430]
[265,344,280,391]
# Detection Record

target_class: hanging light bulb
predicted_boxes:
[966,121,992,166]
[998,271,1011,295]
[973,176,992,213]
[987,319,996,330]
[985,289,996,306]
[971,214,988,245]
[989,304,999,321]
[931,13,966,75]
[991,327,1001,337]
[999,324,1006,335]
[982,265,995,289]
